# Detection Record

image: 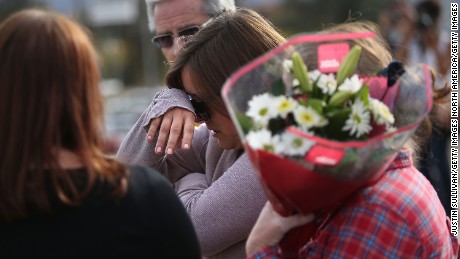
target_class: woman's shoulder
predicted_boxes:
[117,165,188,222]
[127,164,164,180]
[125,164,173,195]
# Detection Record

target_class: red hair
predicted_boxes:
[0,9,126,221]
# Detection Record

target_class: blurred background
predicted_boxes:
[0,0,453,154]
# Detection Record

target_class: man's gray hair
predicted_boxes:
[145,0,236,32]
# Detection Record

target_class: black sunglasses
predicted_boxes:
[152,26,201,49]
[188,94,214,124]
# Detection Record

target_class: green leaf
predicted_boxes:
[291,52,312,92]
[270,78,286,96]
[236,113,253,134]
[325,108,343,118]
[305,98,325,114]
[336,45,362,86]
[311,80,323,99]
[328,91,352,107]
[322,108,351,141]
[358,84,370,106]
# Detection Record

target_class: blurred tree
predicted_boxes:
[239,0,388,36]
[0,0,46,22]
[1,0,389,88]
[76,0,162,87]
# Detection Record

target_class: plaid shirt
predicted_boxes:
[248,150,459,258]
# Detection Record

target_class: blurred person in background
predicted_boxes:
[394,0,450,87]
[417,83,452,216]
[379,0,451,216]
[117,8,286,258]
[0,8,201,259]
[398,0,451,216]
[378,0,415,54]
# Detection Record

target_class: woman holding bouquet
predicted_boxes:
[0,9,201,258]
[245,22,458,258]
[116,8,285,258]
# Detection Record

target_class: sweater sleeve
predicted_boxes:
[174,153,267,257]
[116,88,207,182]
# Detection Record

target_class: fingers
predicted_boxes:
[178,113,196,150]
[269,200,314,231]
[263,202,314,232]
[147,118,161,142]
[155,113,173,154]
[246,201,315,255]
[148,108,196,155]
[164,115,183,155]
[281,212,315,232]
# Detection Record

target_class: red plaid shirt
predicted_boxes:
[248,150,459,258]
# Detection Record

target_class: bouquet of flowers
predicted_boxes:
[222,32,432,257]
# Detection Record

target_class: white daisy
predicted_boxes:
[292,78,300,87]
[246,129,272,149]
[342,99,372,138]
[273,96,297,117]
[316,73,337,95]
[317,116,329,127]
[246,93,277,125]
[293,105,323,130]
[308,69,322,82]
[291,126,315,136]
[246,129,280,153]
[338,74,363,94]
[369,98,395,126]
[386,126,397,133]
[283,59,293,73]
[278,132,314,156]
[270,133,285,155]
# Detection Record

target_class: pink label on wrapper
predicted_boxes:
[304,145,345,166]
[317,43,350,73]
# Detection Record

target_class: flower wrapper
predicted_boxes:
[222,32,432,257]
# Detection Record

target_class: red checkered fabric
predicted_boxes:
[248,150,458,258]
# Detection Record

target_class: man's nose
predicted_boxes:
[171,37,186,60]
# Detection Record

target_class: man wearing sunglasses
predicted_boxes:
[147,0,235,62]
[140,0,235,154]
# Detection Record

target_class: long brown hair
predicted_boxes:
[0,9,126,221]
[165,8,286,113]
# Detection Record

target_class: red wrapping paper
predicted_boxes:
[221,32,433,258]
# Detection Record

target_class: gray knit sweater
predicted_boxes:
[116,88,266,258]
